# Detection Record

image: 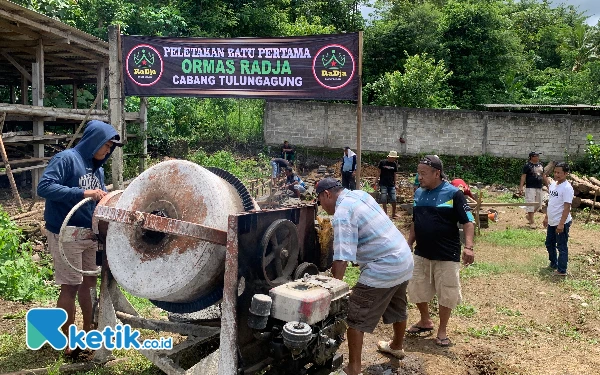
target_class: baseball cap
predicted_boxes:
[528,151,541,157]
[343,146,350,150]
[110,135,124,147]
[315,178,342,195]
[419,155,447,179]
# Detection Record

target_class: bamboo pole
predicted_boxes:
[475,191,481,235]
[586,190,598,224]
[355,31,363,189]
[0,112,24,210]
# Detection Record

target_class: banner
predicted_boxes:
[121,34,359,100]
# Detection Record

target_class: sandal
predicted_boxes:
[435,336,451,347]
[376,340,405,359]
[406,324,433,334]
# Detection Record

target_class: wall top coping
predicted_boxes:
[266,100,600,121]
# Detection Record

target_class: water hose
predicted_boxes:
[58,197,102,276]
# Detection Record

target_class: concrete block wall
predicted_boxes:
[264,101,600,159]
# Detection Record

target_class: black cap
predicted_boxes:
[315,178,342,195]
[419,155,447,179]
[110,135,124,147]
[529,151,541,157]
[343,146,350,149]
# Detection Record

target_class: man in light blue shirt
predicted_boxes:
[341,146,357,190]
[317,178,413,375]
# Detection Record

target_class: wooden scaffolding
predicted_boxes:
[0,0,147,201]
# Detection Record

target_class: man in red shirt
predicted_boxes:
[450,178,475,200]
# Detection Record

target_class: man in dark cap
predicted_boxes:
[317,177,413,375]
[519,151,548,228]
[38,120,123,356]
[406,155,475,348]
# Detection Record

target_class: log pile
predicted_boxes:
[568,174,600,209]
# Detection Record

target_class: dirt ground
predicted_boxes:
[1,166,600,375]
[335,194,600,375]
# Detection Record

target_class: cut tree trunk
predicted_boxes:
[580,199,600,209]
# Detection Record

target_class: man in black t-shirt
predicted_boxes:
[281,140,295,163]
[406,155,475,348]
[519,151,548,228]
[375,151,399,218]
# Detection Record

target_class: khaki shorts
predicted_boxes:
[347,281,409,334]
[407,255,462,309]
[525,188,542,213]
[47,231,98,285]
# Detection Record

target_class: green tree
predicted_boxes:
[363,1,445,85]
[440,0,523,108]
[366,53,453,108]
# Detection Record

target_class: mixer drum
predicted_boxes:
[106,160,245,303]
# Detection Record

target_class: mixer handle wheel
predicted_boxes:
[261,219,300,286]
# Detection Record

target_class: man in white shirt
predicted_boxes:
[543,162,574,276]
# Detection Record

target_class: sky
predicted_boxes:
[552,1,599,26]
[361,1,600,26]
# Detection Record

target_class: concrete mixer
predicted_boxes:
[65,160,349,375]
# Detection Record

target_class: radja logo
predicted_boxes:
[312,44,355,90]
[126,44,164,87]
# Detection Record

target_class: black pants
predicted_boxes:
[341,171,356,190]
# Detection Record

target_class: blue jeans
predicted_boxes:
[545,221,571,273]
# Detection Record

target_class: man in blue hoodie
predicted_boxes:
[38,120,122,356]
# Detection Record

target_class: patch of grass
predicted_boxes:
[467,324,510,338]
[455,303,477,318]
[563,279,600,298]
[0,207,58,302]
[496,306,522,316]
[343,265,360,288]
[2,310,26,319]
[120,288,158,316]
[582,222,600,231]
[479,228,546,248]
[461,262,505,279]
[495,192,524,204]
[559,323,583,341]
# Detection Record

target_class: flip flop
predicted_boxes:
[435,336,451,347]
[376,340,406,359]
[406,325,433,334]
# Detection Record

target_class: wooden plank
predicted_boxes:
[108,25,123,190]
[0,51,31,81]
[140,97,148,171]
[0,163,47,175]
[44,54,97,75]
[0,18,41,39]
[0,156,50,166]
[0,112,24,209]
[0,9,109,56]
[0,103,109,121]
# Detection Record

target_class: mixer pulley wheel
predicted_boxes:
[261,219,300,286]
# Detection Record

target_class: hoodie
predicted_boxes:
[38,120,121,234]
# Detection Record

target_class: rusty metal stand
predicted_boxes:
[91,214,244,375]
